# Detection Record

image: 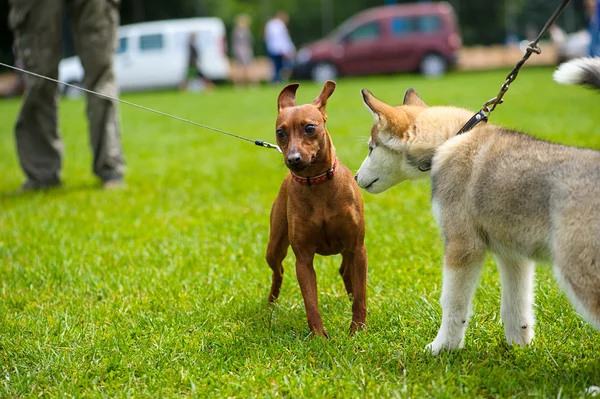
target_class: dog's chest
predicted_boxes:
[288,202,353,256]
[314,220,346,255]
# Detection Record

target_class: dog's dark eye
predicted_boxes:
[305,124,316,135]
[276,129,286,140]
[368,146,374,156]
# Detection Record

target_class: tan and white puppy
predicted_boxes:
[355,88,600,355]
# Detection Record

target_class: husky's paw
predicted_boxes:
[425,342,443,356]
[505,324,534,347]
[425,339,463,356]
[586,386,600,397]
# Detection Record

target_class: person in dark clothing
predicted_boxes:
[264,11,295,83]
[181,31,214,91]
[8,0,125,191]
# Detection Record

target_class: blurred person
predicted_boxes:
[232,14,256,87]
[586,0,600,56]
[8,0,125,191]
[182,31,214,92]
[264,11,295,83]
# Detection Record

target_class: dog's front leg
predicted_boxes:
[266,196,289,303]
[494,254,535,346]
[427,244,485,355]
[295,251,327,337]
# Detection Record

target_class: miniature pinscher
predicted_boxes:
[266,81,368,337]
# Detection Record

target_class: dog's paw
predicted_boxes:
[349,321,366,335]
[425,338,463,356]
[506,334,533,346]
[586,386,600,397]
[310,328,329,339]
[425,342,443,356]
[505,325,534,347]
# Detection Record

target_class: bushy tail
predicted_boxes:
[553,57,600,90]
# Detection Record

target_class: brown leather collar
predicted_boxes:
[290,158,338,186]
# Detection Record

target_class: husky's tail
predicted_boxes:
[553,57,600,90]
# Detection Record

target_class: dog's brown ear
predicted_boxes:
[278,83,300,112]
[403,88,427,107]
[312,80,336,118]
[362,88,410,134]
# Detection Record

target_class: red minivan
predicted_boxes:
[292,2,461,81]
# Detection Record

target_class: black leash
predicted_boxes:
[456,0,572,135]
[0,62,282,153]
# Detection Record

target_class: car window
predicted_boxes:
[391,17,415,36]
[345,22,381,42]
[116,37,128,54]
[139,34,164,51]
[391,15,443,36]
[418,15,442,33]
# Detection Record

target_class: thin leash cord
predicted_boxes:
[457,0,572,135]
[0,62,282,153]
[481,0,572,115]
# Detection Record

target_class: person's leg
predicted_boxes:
[270,53,283,83]
[9,0,64,188]
[196,67,214,90]
[68,0,125,184]
[593,0,600,57]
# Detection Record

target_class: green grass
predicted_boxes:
[1,68,600,398]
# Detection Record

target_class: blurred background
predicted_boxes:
[0,0,595,96]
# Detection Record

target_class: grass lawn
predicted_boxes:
[1,67,600,398]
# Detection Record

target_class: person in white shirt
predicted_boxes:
[264,11,296,83]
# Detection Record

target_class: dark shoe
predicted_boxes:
[102,178,125,190]
[19,179,62,193]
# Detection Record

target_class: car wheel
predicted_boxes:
[419,53,447,77]
[311,62,338,83]
[64,81,84,99]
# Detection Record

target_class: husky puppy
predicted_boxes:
[354,87,600,354]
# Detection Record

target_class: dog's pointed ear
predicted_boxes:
[278,83,300,112]
[361,89,394,123]
[403,88,427,107]
[361,88,410,135]
[312,80,336,118]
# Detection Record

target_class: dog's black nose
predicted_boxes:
[354,175,358,181]
[287,153,302,165]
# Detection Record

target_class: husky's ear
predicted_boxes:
[403,88,427,107]
[312,80,336,120]
[278,83,300,112]
[361,88,409,130]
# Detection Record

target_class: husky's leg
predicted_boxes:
[427,243,485,355]
[552,239,600,331]
[494,254,535,346]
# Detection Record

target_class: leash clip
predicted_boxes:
[255,140,283,153]
[482,96,503,114]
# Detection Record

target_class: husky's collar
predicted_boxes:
[291,158,338,186]
[457,110,488,135]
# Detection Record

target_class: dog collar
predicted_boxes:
[456,110,488,135]
[291,158,338,186]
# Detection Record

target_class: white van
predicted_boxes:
[59,17,230,95]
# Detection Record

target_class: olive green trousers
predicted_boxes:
[9,0,125,184]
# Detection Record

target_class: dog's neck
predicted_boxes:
[405,107,477,174]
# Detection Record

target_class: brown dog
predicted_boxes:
[266,81,367,337]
